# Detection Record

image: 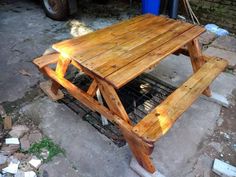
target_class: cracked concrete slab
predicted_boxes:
[211,36,236,53]
[0,0,69,103]
[21,91,221,177]
[38,155,80,177]
[21,98,138,177]
[148,54,236,101]
[204,47,236,66]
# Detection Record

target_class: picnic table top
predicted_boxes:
[53,14,205,89]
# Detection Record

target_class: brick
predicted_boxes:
[3,116,12,130]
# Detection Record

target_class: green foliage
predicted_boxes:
[29,138,65,162]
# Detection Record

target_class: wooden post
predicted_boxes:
[87,80,98,97]
[120,125,156,173]
[97,79,156,172]
[51,55,71,95]
[187,38,211,97]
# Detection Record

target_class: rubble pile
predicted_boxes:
[0,106,43,177]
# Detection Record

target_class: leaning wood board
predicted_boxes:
[53,14,206,89]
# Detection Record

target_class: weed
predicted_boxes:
[29,138,65,162]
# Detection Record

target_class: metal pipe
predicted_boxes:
[169,0,179,19]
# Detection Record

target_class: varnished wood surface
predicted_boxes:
[33,53,59,68]
[34,15,227,173]
[53,14,206,88]
[132,57,228,143]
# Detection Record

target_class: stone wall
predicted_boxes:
[188,0,236,33]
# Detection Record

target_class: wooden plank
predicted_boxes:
[82,19,188,72]
[39,81,64,101]
[87,80,98,97]
[187,38,211,96]
[90,20,193,78]
[53,14,155,50]
[97,79,131,124]
[75,17,171,64]
[107,25,205,88]
[132,57,228,143]
[134,58,225,137]
[51,55,71,95]
[54,16,168,63]
[120,126,156,173]
[53,15,162,59]
[33,53,59,68]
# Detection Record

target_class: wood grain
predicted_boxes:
[50,55,71,95]
[97,79,131,124]
[33,53,59,68]
[107,25,205,88]
[82,19,189,74]
[187,38,211,96]
[53,15,163,61]
[132,57,228,143]
[87,80,98,97]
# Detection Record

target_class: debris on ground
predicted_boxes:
[212,159,236,177]
[29,156,42,169]
[0,106,7,118]
[2,157,20,174]
[1,144,20,156]
[3,116,12,130]
[9,125,29,138]
[5,138,20,145]
[19,69,32,77]
[205,24,229,37]
[20,135,31,151]
[0,121,63,176]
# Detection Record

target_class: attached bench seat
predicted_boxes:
[132,56,228,143]
[33,52,59,69]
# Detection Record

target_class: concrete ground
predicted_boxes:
[0,0,236,177]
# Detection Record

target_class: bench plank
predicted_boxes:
[132,57,228,143]
[33,53,59,68]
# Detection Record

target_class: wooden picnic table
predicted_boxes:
[33,14,228,174]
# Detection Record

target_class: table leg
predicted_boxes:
[96,89,109,125]
[96,79,157,173]
[120,125,156,173]
[50,55,71,96]
[187,38,211,97]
